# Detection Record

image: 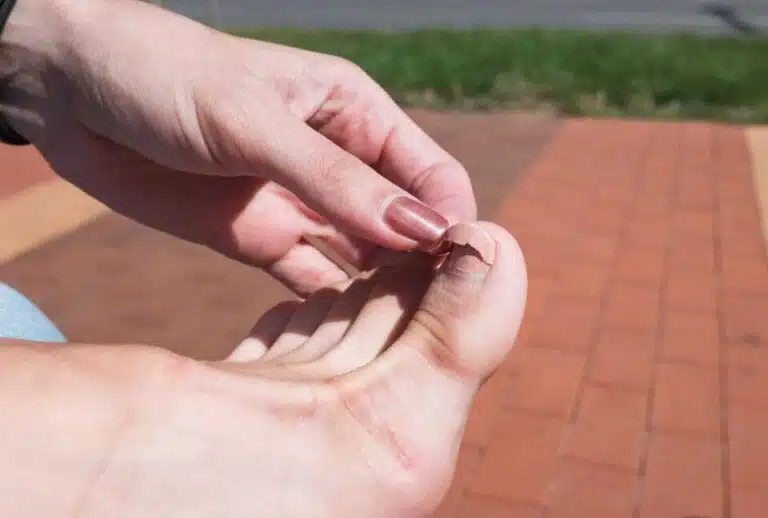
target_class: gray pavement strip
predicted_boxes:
[151,0,767,34]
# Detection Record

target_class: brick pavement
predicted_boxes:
[1,114,768,517]
[435,119,768,518]
[0,145,56,200]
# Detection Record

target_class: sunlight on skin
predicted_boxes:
[0,222,526,517]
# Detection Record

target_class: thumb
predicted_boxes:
[248,109,451,252]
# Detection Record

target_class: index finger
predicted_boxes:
[367,86,478,224]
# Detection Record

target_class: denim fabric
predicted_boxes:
[0,284,66,342]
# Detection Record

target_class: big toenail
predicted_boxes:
[429,223,496,265]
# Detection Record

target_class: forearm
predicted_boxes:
[0,339,186,516]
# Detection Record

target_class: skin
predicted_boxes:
[0,0,527,515]
[0,223,527,517]
[2,0,477,296]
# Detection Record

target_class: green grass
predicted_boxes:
[231,28,768,123]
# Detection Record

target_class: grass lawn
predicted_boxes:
[232,28,768,123]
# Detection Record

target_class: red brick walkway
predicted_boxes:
[437,119,768,518]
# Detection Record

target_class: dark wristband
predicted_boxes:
[0,0,30,146]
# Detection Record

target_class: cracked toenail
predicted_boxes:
[430,223,496,265]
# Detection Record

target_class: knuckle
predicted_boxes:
[329,55,367,79]
[408,308,469,378]
[411,309,453,349]
[322,56,379,95]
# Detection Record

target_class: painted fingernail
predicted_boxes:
[384,196,449,247]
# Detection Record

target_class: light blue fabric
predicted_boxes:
[0,284,66,342]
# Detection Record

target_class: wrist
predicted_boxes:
[0,0,86,143]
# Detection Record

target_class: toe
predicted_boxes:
[275,270,378,363]
[397,221,527,380]
[335,222,527,508]
[228,300,301,362]
[307,251,434,372]
[262,285,346,360]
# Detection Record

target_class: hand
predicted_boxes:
[42,223,523,518]
[2,0,476,296]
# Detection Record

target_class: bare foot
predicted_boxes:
[77,222,526,518]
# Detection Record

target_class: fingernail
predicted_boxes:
[383,196,449,247]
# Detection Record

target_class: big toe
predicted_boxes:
[336,222,527,513]
[399,221,527,380]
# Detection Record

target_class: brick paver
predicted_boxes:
[0,145,55,199]
[2,114,768,517]
[442,118,767,518]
